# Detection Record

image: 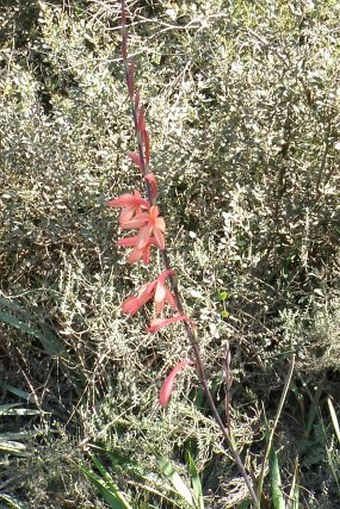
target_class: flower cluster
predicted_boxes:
[107,191,164,264]
[107,0,195,406]
[107,189,192,334]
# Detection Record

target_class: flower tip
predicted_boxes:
[159,360,195,406]
[147,314,191,333]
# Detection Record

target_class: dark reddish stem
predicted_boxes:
[120,3,259,506]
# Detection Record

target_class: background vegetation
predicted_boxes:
[1,0,339,507]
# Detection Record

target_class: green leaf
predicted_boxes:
[79,456,133,509]
[327,397,340,444]
[269,446,286,509]
[238,501,251,509]
[218,291,229,301]
[0,310,63,356]
[288,461,299,509]
[0,382,32,401]
[0,439,27,454]
[0,405,44,416]
[0,403,20,414]
[0,296,66,357]
[0,431,30,441]
[159,457,194,507]
[187,452,204,509]
[0,493,28,508]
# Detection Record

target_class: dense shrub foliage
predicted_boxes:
[1,1,339,507]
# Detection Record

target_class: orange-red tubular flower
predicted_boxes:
[116,235,157,265]
[107,191,149,227]
[121,269,176,315]
[135,91,140,112]
[147,314,191,333]
[154,279,176,315]
[134,206,166,250]
[122,280,155,315]
[138,106,146,133]
[106,190,149,209]
[159,360,195,406]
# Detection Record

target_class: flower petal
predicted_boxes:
[127,244,155,265]
[120,212,149,230]
[164,287,177,310]
[135,91,140,111]
[159,360,195,406]
[135,223,152,249]
[147,314,191,333]
[119,206,135,225]
[142,244,151,265]
[127,246,144,264]
[107,192,149,209]
[154,282,167,315]
[138,106,146,133]
[155,216,166,232]
[116,236,138,247]
[153,227,165,250]
[122,296,142,315]
[157,269,175,284]
[122,282,155,314]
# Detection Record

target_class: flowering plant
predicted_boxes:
[107,1,259,506]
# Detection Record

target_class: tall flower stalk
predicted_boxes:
[107,1,259,506]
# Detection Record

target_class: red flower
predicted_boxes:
[138,106,146,133]
[147,314,191,332]
[107,191,149,227]
[122,280,155,315]
[135,91,140,111]
[116,235,157,265]
[122,269,176,315]
[133,206,166,250]
[159,360,195,406]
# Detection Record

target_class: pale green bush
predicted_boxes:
[1,0,339,507]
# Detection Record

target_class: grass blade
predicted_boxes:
[327,397,340,444]
[187,452,204,509]
[288,460,299,509]
[0,309,63,356]
[159,457,194,507]
[0,439,28,455]
[0,382,32,401]
[269,446,285,509]
[0,406,44,416]
[0,493,28,508]
[79,454,133,509]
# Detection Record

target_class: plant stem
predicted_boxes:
[163,249,259,506]
[256,355,296,502]
[121,3,259,506]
